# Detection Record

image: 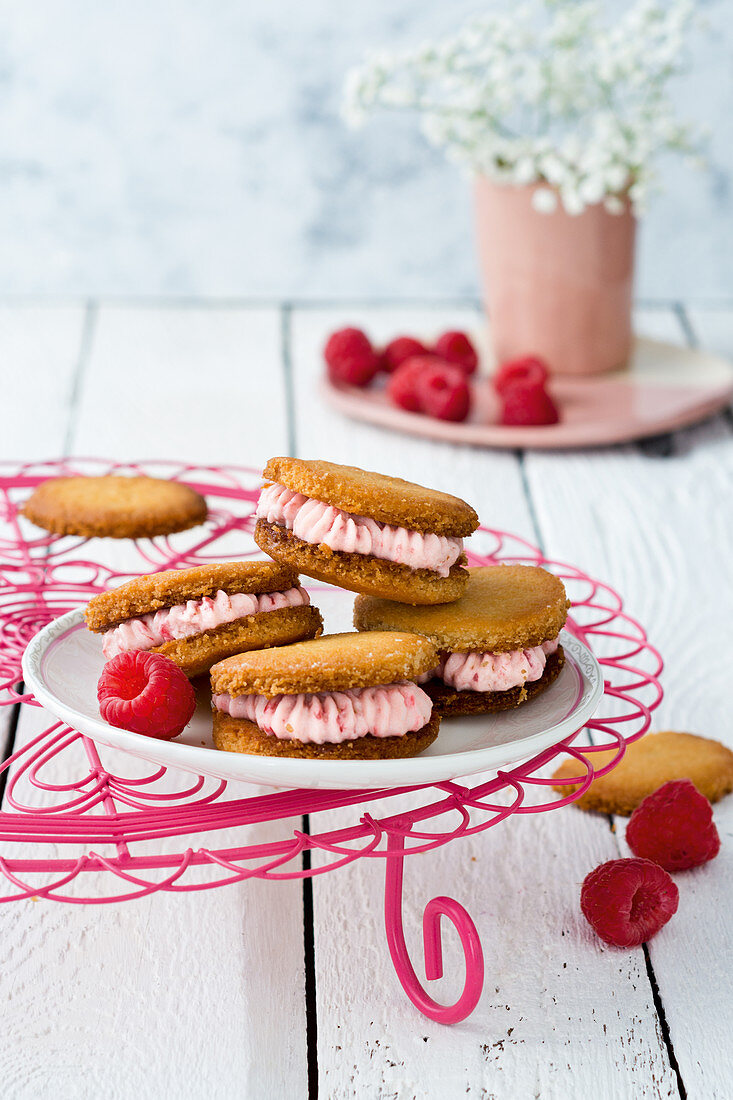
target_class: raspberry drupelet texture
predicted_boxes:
[98,651,196,740]
[324,327,380,387]
[387,356,433,412]
[433,331,478,375]
[580,857,679,948]
[493,355,549,395]
[500,379,560,426]
[626,779,721,871]
[381,336,430,373]
[418,362,472,422]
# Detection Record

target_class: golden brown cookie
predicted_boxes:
[354,565,570,652]
[85,561,299,631]
[213,709,440,760]
[210,630,438,698]
[262,457,478,536]
[22,476,207,539]
[142,606,323,679]
[255,519,468,606]
[425,647,565,716]
[85,560,323,679]
[552,730,733,815]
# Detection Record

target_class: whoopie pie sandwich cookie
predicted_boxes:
[85,561,323,679]
[22,475,208,540]
[210,631,440,760]
[253,457,478,605]
[354,565,570,716]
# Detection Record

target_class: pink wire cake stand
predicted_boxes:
[0,459,663,1025]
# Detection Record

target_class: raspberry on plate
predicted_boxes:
[626,779,721,871]
[500,380,560,427]
[418,362,471,422]
[493,355,549,395]
[581,857,679,948]
[433,331,478,375]
[98,650,196,741]
[387,355,433,412]
[324,327,380,387]
[381,336,429,373]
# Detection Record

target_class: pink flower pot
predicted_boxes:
[474,178,636,376]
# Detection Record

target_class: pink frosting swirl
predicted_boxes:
[102,587,309,659]
[420,637,559,692]
[256,482,463,577]
[212,681,433,745]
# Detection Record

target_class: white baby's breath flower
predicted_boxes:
[341,0,703,216]
[532,187,558,214]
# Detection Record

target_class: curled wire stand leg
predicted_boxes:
[384,830,484,1024]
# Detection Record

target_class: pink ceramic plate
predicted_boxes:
[323,336,733,449]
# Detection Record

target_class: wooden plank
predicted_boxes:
[71,305,287,466]
[524,305,733,1099]
[0,304,88,461]
[290,305,677,1098]
[1,305,309,1098]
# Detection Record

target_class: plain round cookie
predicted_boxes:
[255,519,468,606]
[213,709,440,760]
[210,630,438,698]
[354,565,570,651]
[22,476,207,539]
[552,730,733,815]
[425,647,565,716]
[262,456,478,536]
[85,560,300,632]
[148,605,323,679]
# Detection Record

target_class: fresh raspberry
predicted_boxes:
[500,380,560,426]
[417,361,471,422]
[324,327,380,387]
[433,331,478,375]
[580,858,679,948]
[493,355,549,395]
[387,355,433,412]
[380,336,430,373]
[98,651,195,741]
[626,779,720,872]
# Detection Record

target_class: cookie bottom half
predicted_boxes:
[150,604,323,678]
[212,708,441,760]
[254,519,467,605]
[423,646,565,716]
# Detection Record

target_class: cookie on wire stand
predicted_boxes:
[211,631,440,760]
[354,565,569,716]
[254,457,478,605]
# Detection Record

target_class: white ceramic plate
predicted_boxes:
[23,599,603,791]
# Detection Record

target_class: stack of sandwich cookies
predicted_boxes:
[254,457,478,605]
[85,561,323,679]
[354,565,570,715]
[211,631,440,759]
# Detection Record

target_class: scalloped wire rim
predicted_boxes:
[0,459,662,904]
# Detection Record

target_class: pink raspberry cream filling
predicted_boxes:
[256,482,463,577]
[420,637,560,693]
[102,587,309,660]
[212,682,433,745]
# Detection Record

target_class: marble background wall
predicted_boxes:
[0,0,729,301]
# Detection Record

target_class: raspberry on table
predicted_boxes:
[493,355,549,395]
[433,331,478,375]
[626,779,721,871]
[387,355,433,412]
[380,336,429,373]
[98,651,196,741]
[500,379,560,426]
[324,327,380,387]
[580,857,679,948]
[417,361,471,422]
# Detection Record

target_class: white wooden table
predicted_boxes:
[1,299,731,1099]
